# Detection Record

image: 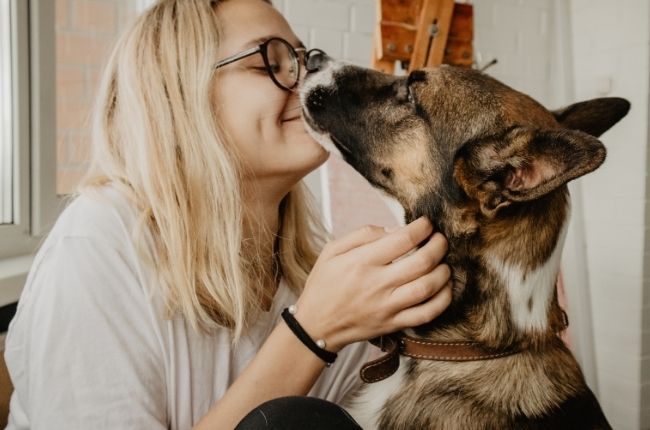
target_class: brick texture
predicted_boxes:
[55,0,138,195]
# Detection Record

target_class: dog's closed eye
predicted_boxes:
[407,86,415,104]
[381,167,394,180]
[395,81,416,106]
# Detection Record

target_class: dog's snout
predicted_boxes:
[306,86,331,113]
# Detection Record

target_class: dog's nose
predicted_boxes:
[306,86,331,113]
[306,49,331,73]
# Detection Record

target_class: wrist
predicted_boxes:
[291,304,346,353]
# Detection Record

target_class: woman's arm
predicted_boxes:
[195,217,452,429]
[193,320,328,429]
[4,237,169,430]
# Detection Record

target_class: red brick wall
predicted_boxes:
[327,156,400,239]
[55,0,138,195]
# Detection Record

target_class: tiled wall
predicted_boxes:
[569,0,649,428]
[473,1,648,427]
[475,1,649,427]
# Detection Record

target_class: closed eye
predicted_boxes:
[407,85,415,104]
[395,80,416,106]
[251,66,280,74]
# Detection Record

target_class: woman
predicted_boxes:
[4,0,452,428]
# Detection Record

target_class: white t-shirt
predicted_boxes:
[4,186,376,429]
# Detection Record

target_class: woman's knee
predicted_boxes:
[235,396,362,430]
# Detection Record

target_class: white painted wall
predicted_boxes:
[280,0,649,427]
[569,1,649,428]
[475,3,649,427]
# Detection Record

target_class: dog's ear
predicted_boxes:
[553,97,630,137]
[454,127,606,217]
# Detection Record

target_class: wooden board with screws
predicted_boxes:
[373,0,474,72]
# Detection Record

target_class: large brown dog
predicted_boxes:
[300,57,629,429]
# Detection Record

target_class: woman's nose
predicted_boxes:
[306,49,331,73]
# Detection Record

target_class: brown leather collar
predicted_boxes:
[360,333,521,383]
[360,310,570,383]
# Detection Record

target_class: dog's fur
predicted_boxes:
[300,60,630,429]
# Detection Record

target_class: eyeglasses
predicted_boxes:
[214,37,326,91]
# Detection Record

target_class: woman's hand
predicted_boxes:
[198,217,449,429]
[294,216,452,352]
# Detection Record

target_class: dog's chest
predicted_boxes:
[345,358,408,430]
[345,348,591,430]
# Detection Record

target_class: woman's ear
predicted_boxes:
[453,127,606,217]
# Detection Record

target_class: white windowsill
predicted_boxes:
[0,254,32,307]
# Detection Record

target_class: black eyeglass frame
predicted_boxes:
[213,37,325,91]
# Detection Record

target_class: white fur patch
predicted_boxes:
[303,123,342,157]
[345,357,408,430]
[299,61,346,157]
[486,215,569,333]
[299,60,345,99]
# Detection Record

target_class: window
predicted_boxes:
[0,0,34,261]
[0,0,12,225]
[0,0,155,306]
[0,0,34,306]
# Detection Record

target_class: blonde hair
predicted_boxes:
[81,0,328,340]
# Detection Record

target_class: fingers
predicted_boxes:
[320,224,388,259]
[358,217,434,265]
[385,232,448,286]
[391,282,453,329]
[389,264,451,311]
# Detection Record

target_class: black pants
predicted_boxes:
[235,396,362,429]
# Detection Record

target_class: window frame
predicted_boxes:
[0,0,31,259]
[0,0,12,225]
[0,0,63,307]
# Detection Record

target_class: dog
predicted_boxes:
[299,57,630,429]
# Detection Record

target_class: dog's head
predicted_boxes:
[300,59,629,241]
[301,58,630,341]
